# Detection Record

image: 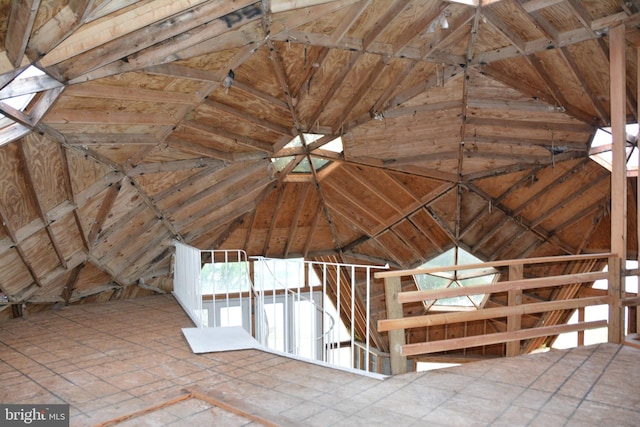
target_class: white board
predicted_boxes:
[182,326,262,354]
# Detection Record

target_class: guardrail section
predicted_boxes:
[375,253,624,374]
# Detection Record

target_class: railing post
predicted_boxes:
[506,263,523,356]
[577,307,585,346]
[608,255,624,344]
[384,276,407,374]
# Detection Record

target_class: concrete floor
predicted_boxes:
[0,294,638,426]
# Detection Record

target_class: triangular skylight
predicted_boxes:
[271,133,343,174]
[589,124,638,177]
[413,247,497,310]
[0,66,44,127]
[0,65,63,146]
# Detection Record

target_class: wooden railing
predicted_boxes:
[374,253,632,375]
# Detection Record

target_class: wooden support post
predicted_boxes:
[608,255,624,343]
[609,23,627,344]
[384,276,407,374]
[506,263,523,356]
[577,307,585,346]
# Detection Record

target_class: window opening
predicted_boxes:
[201,260,251,295]
[589,124,638,177]
[413,247,497,310]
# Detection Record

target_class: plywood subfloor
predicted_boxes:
[0,295,638,426]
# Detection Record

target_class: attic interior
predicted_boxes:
[1,0,640,424]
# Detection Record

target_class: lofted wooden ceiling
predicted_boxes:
[0,0,639,336]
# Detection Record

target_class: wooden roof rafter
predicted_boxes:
[203,99,294,137]
[465,180,583,256]
[26,0,96,63]
[173,171,275,232]
[346,68,464,134]
[528,173,610,229]
[283,184,311,258]
[186,179,277,243]
[508,158,592,216]
[0,203,43,290]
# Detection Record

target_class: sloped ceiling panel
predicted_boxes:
[0,0,637,330]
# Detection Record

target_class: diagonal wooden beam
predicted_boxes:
[40,0,215,67]
[330,0,370,44]
[510,159,591,217]
[18,137,69,269]
[61,261,85,303]
[559,47,608,125]
[180,121,274,153]
[0,202,42,288]
[465,181,581,255]
[563,0,597,38]
[5,0,41,67]
[331,55,387,130]
[284,184,310,258]
[263,185,286,255]
[27,0,96,61]
[174,173,274,231]
[164,160,269,218]
[482,5,527,52]
[203,99,293,136]
[188,178,275,243]
[87,181,122,248]
[515,0,560,43]
[531,173,610,229]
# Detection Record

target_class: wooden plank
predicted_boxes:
[401,320,608,356]
[284,184,310,257]
[506,264,523,356]
[375,252,612,279]
[609,24,627,344]
[64,82,196,104]
[29,86,66,125]
[93,394,193,427]
[397,271,608,304]
[104,4,259,75]
[383,276,407,374]
[0,73,63,100]
[40,0,210,67]
[378,295,609,332]
[18,139,67,268]
[26,0,95,59]
[204,99,293,136]
[127,158,224,176]
[271,0,345,13]
[44,109,176,125]
[520,0,564,13]
[87,182,121,248]
[125,2,262,70]
[189,388,299,427]
[5,0,41,67]
[182,121,274,153]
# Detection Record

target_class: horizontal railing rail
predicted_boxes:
[375,252,618,374]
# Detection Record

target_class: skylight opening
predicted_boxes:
[271,133,343,174]
[0,66,45,112]
[589,124,638,177]
[0,65,47,143]
[413,247,497,310]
